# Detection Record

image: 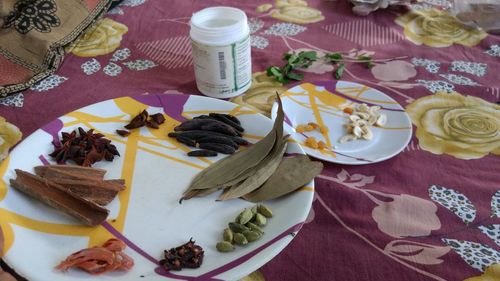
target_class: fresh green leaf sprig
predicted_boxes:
[326,52,374,79]
[266,51,317,84]
[267,50,397,83]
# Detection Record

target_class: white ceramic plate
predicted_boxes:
[272,81,412,165]
[0,94,313,281]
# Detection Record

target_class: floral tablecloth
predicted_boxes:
[1,0,500,280]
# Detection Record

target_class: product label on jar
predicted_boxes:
[191,35,251,97]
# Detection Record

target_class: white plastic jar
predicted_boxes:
[190,7,252,98]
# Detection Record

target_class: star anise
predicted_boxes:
[49,127,120,167]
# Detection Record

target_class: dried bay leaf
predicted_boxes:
[218,140,288,201]
[243,155,323,202]
[180,187,221,202]
[183,94,285,193]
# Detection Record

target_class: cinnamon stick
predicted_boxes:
[34,165,106,180]
[10,170,109,226]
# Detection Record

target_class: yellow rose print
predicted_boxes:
[231,72,287,117]
[395,9,487,48]
[0,117,22,162]
[464,263,500,281]
[256,4,273,13]
[68,18,128,57]
[275,0,308,7]
[258,0,325,24]
[240,270,266,281]
[406,92,500,160]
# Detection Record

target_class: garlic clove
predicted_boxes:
[361,126,373,140]
[368,115,377,125]
[354,112,370,120]
[369,105,381,115]
[357,103,369,112]
[353,126,363,137]
[353,119,368,127]
[339,134,357,143]
[349,115,360,122]
[376,114,387,127]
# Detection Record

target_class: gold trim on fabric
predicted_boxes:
[0,0,116,98]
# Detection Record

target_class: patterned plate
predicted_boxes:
[0,94,313,281]
[272,81,413,165]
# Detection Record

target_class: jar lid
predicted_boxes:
[190,6,249,45]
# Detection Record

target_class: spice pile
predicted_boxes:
[50,127,120,167]
[295,122,330,150]
[57,238,134,275]
[168,113,249,157]
[159,239,204,271]
[216,204,273,253]
[117,109,166,136]
[181,95,323,202]
[10,165,125,226]
[340,103,387,143]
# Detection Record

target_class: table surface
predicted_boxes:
[1,0,500,280]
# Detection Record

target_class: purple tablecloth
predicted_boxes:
[1,0,500,280]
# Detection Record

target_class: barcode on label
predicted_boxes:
[218,51,226,80]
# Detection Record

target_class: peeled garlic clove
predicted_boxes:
[376,114,387,127]
[355,119,368,126]
[353,126,362,137]
[349,115,360,122]
[357,103,369,112]
[369,106,381,115]
[368,115,377,125]
[361,126,373,140]
[354,112,370,120]
[339,134,357,143]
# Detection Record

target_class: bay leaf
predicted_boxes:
[219,135,289,189]
[218,140,288,201]
[180,187,220,202]
[243,155,323,202]
[184,94,284,192]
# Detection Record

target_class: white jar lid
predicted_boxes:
[190,6,249,46]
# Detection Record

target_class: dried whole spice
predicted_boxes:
[50,127,120,167]
[146,120,160,129]
[208,113,244,133]
[170,113,247,157]
[125,110,148,129]
[187,150,218,157]
[10,169,109,226]
[150,113,166,124]
[57,238,134,275]
[116,129,130,137]
[121,110,166,134]
[198,143,236,155]
[244,155,323,202]
[181,95,323,202]
[181,94,284,200]
[216,204,272,253]
[159,239,204,271]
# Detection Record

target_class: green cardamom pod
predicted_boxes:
[258,204,273,218]
[254,213,267,227]
[243,230,261,242]
[246,222,264,235]
[233,233,248,245]
[238,208,254,225]
[223,228,233,243]
[216,241,235,252]
[229,222,249,233]
[251,205,258,214]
